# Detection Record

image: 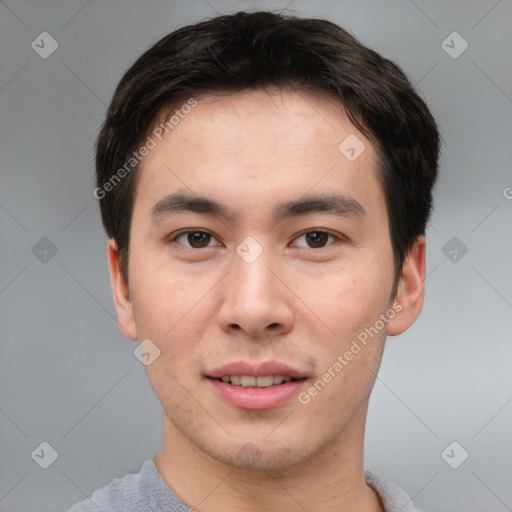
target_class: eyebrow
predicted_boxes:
[150,191,366,223]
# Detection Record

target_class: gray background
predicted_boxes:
[1,0,511,511]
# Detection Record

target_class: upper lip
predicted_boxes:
[206,360,309,379]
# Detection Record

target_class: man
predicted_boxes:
[70,10,440,512]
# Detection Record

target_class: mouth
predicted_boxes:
[205,361,309,410]
[210,374,303,387]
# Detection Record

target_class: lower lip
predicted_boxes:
[207,378,307,410]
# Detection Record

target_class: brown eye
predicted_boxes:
[293,230,336,249]
[188,232,211,248]
[173,230,217,248]
[305,231,330,248]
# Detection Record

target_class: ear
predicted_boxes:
[386,236,426,336]
[107,238,138,340]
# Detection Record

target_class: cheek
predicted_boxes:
[146,358,198,419]
[130,253,198,330]
[297,262,392,366]
[310,268,384,327]
[130,271,212,372]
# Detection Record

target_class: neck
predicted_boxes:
[154,403,383,512]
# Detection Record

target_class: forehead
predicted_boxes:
[132,88,382,218]
[156,88,370,159]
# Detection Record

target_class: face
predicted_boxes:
[109,88,425,471]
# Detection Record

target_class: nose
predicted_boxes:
[217,249,294,338]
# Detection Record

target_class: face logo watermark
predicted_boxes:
[236,236,263,264]
[134,338,161,366]
[338,134,366,161]
[32,237,58,263]
[441,441,469,469]
[236,442,263,468]
[442,236,468,263]
[441,32,468,59]
[31,441,59,469]
[31,32,59,59]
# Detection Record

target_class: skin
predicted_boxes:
[107,88,426,512]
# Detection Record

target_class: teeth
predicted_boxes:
[240,375,256,387]
[256,376,274,387]
[219,375,296,387]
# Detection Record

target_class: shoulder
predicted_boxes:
[66,459,189,512]
[365,471,426,512]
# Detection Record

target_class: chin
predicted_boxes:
[211,442,312,472]
[162,402,337,472]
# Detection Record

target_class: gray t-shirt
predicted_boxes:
[67,460,424,512]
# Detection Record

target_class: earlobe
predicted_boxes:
[386,236,426,336]
[107,238,138,340]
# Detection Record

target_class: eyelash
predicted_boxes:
[169,229,341,250]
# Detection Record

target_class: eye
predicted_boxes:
[292,230,337,249]
[171,230,220,249]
